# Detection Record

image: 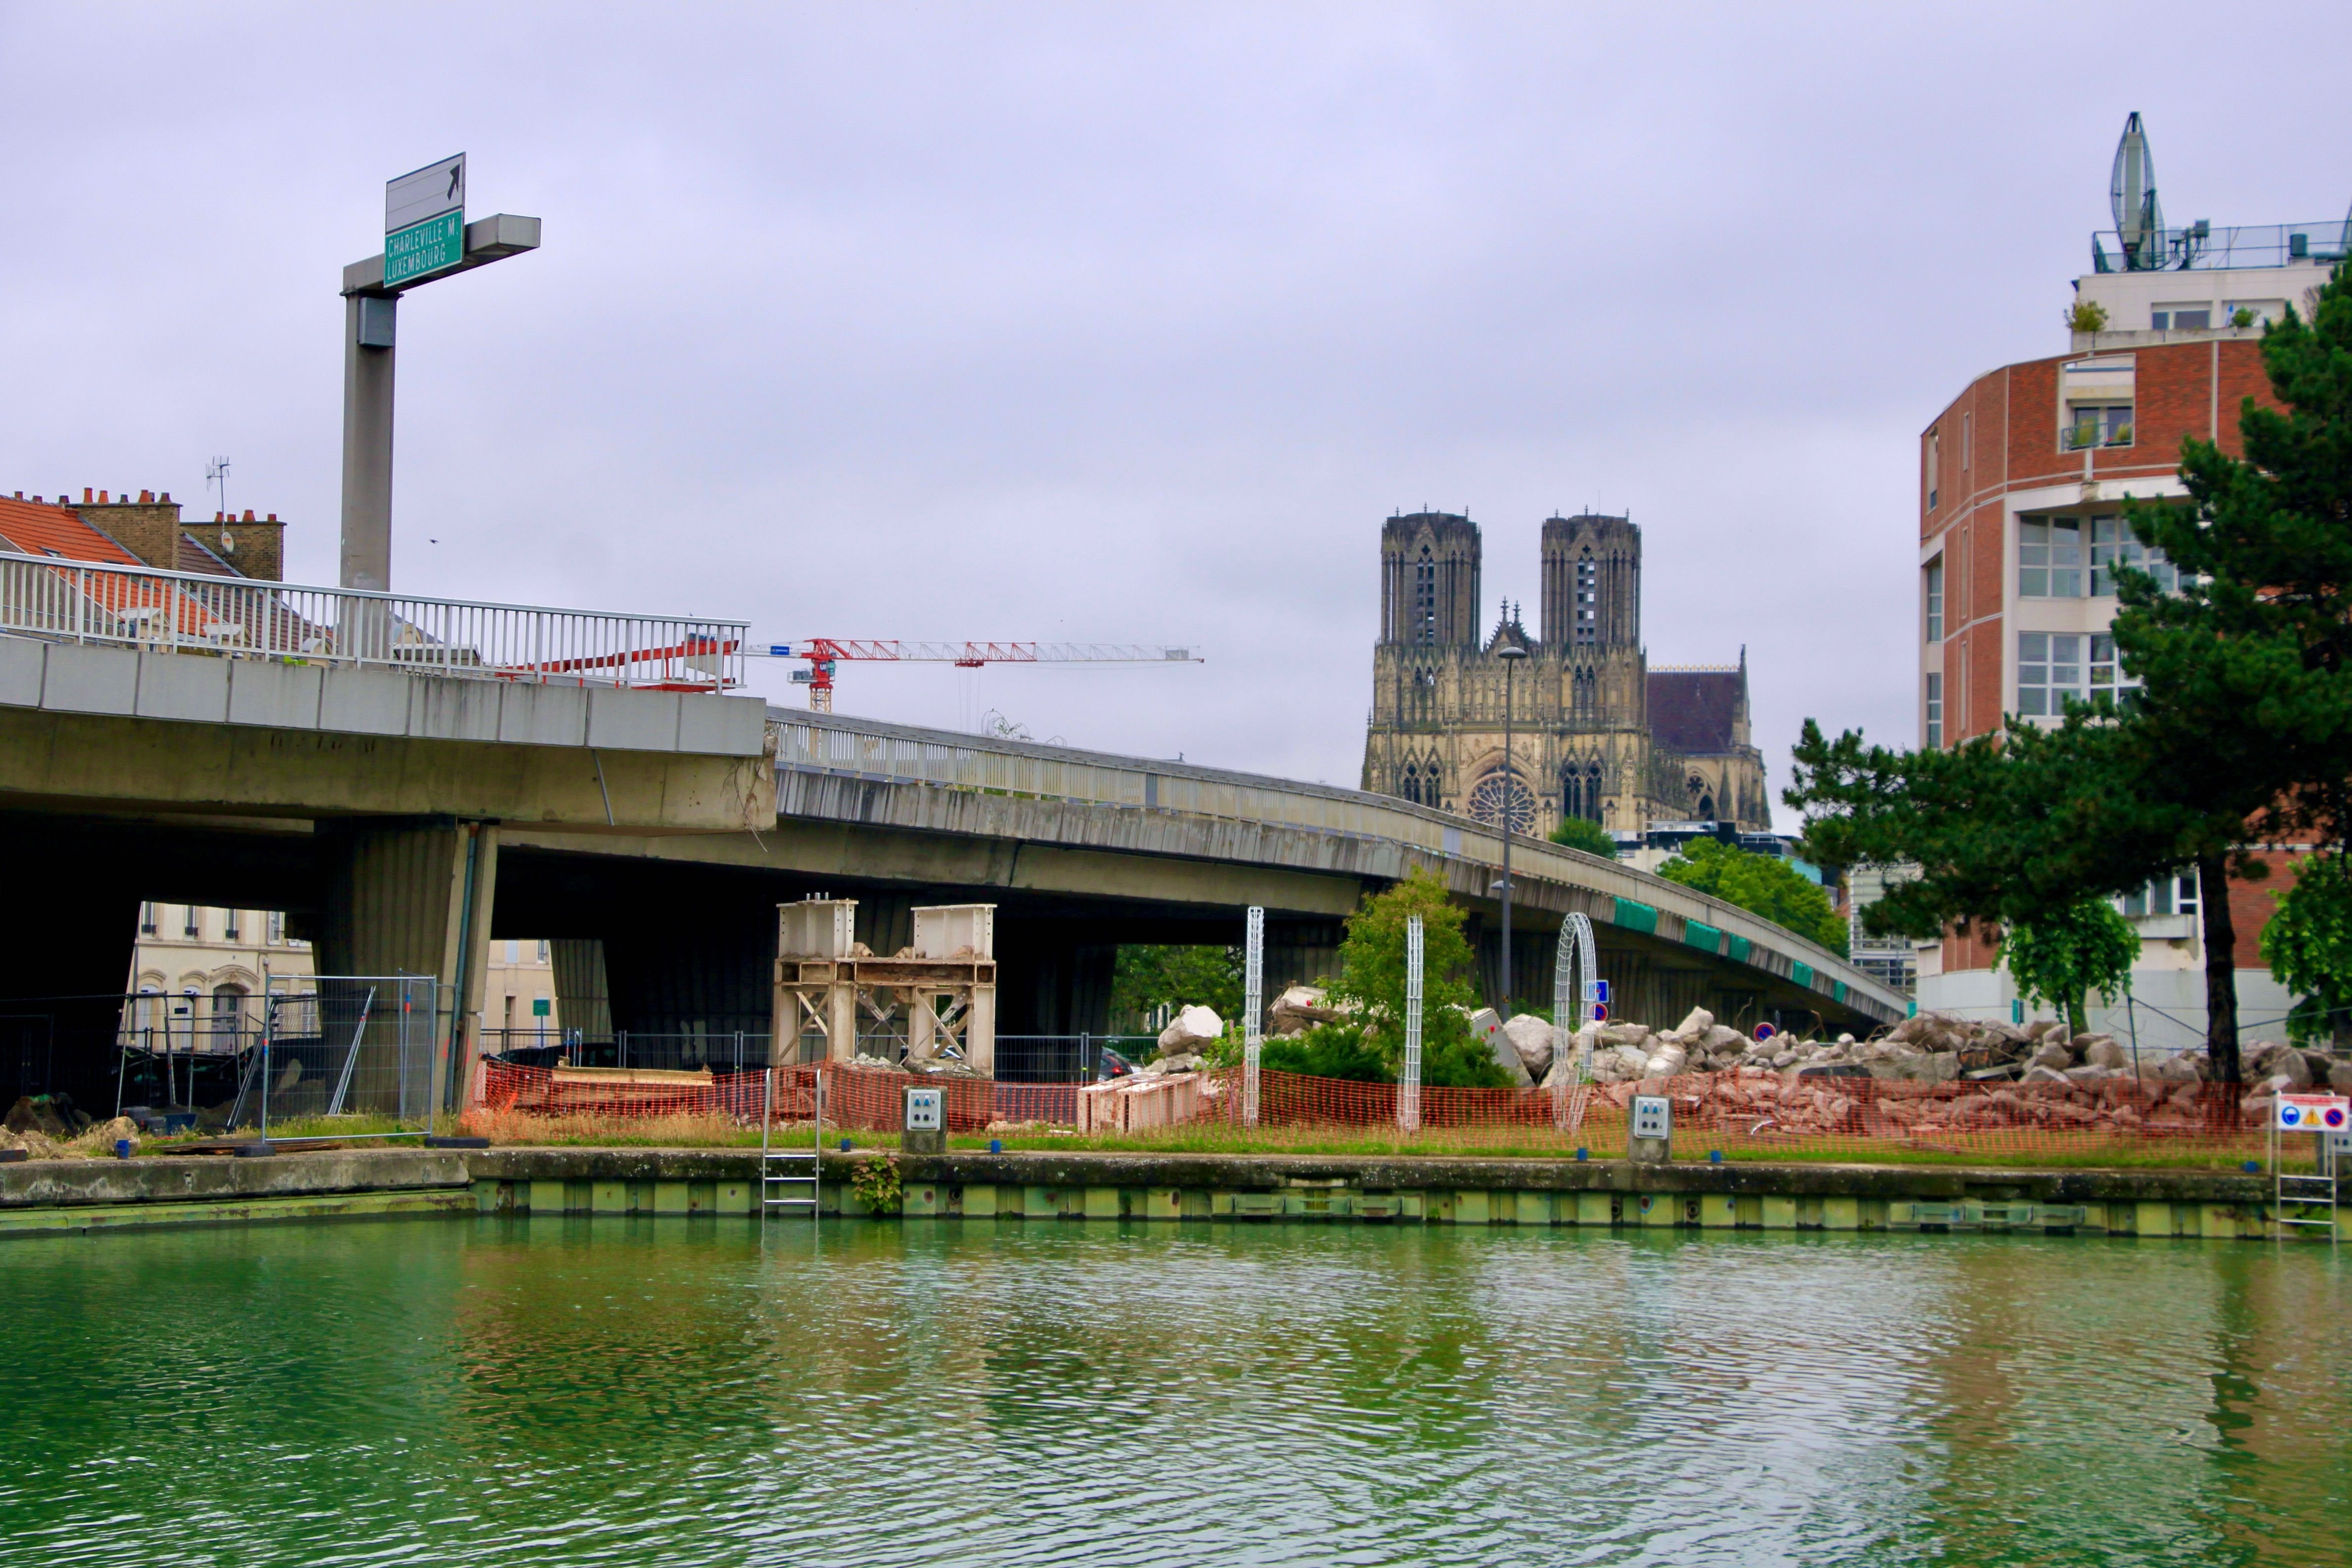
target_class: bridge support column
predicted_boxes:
[548,939,613,1045]
[317,818,499,1114]
[0,818,140,1112]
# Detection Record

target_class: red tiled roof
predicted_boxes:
[0,496,142,566]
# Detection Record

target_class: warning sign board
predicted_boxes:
[2274,1093,2351,1133]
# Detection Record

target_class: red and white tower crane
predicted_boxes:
[761,639,1201,713]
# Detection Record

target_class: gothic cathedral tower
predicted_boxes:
[1363,509,1769,838]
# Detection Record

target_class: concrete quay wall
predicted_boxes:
[3,1146,2342,1242]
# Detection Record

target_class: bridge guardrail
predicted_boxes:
[0,549,745,691]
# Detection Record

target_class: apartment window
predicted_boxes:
[2019,519,2083,597]
[1926,431,1940,511]
[2087,516,2177,596]
[223,911,240,941]
[1924,557,1944,642]
[2017,633,2082,716]
[2018,633,2129,717]
[1924,672,1943,749]
[182,907,200,939]
[538,939,550,963]
[2063,403,2134,451]
[1961,411,1971,471]
[2151,303,2210,331]
[267,911,284,944]
[140,902,157,936]
[2123,870,2200,918]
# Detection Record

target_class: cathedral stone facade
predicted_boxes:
[1362,510,1770,837]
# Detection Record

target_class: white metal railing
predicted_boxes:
[0,549,745,690]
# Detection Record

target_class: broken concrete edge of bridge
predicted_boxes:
[762,705,1905,1026]
[0,634,765,757]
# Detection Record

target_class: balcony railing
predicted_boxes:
[2061,422,2134,452]
[0,550,746,690]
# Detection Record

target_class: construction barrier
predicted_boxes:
[473,1058,2287,1164]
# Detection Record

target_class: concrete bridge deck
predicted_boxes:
[1,637,1902,1118]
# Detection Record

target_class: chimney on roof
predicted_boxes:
[71,488,184,573]
[213,508,286,582]
[82,488,93,503]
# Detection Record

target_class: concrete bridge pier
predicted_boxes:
[314,818,499,1113]
[1261,919,1343,1007]
[0,823,142,1113]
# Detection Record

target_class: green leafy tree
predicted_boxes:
[1655,837,1849,957]
[1548,816,1620,858]
[1997,899,2140,1037]
[1110,944,1241,1028]
[1326,869,1510,1089]
[2259,852,2352,1047]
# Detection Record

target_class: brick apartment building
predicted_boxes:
[1909,117,2346,1045]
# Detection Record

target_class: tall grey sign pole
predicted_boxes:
[339,153,540,591]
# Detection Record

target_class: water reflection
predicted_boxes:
[0,1219,2343,1566]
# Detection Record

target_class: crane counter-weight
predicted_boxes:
[755,640,1203,713]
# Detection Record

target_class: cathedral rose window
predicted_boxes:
[1468,769,1536,836]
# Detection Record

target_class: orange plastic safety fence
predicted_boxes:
[475,1059,2281,1164]
[477,1061,1072,1133]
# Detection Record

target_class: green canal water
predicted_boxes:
[1,1219,2346,1567]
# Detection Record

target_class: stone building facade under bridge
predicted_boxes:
[1361,510,1769,836]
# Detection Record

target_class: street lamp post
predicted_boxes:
[1494,640,1529,1014]
[339,154,540,592]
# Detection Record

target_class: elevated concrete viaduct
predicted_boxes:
[1,633,1904,1112]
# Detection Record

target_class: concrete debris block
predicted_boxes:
[2299,1049,2335,1085]
[1702,1025,1747,1055]
[2020,1065,2071,1085]
[1503,1013,1557,1078]
[2332,1060,2352,1094]
[2246,1041,2311,1089]
[1489,1023,1536,1088]
[2152,1052,2204,1083]
[1672,1007,1714,1038]
[2063,1064,2111,1083]
[1598,1023,1653,1049]
[2082,1037,2128,1070]
[1157,1005,1224,1057]
[1643,1043,1690,1078]
[1905,1051,1961,1084]
[2028,1042,2075,1072]
[1269,985,1342,1037]
[910,1058,987,1079]
[850,1052,905,1071]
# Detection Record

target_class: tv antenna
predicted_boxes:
[205,455,232,520]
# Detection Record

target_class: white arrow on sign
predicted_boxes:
[386,154,466,235]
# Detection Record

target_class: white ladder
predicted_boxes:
[761,1067,823,1219]
[2273,1124,2342,1245]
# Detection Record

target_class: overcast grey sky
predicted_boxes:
[3,3,2345,802]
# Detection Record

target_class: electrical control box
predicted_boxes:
[1631,1094,1671,1141]
[906,1087,943,1131]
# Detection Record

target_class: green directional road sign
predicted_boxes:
[385,209,464,287]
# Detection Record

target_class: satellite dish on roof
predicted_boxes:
[2110,112,2164,271]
